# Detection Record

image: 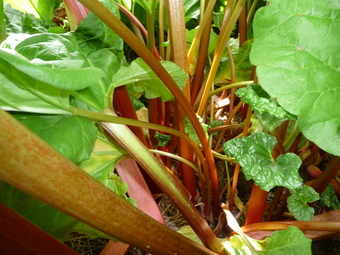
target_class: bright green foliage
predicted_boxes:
[80,138,134,205]
[0,138,132,240]
[4,4,46,33]
[184,0,200,22]
[0,49,104,90]
[260,227,312,255]
[184,116,208,145]
[237,85,294,131]
[15,114,97,164]
[287,185,319,221]
[320,185,340,210]
[112,58,187,101]
[216,39,253,82]
[14,33,84,62]
[251,0,340,155]
[0,31,122,111]
[76,0,123,51]
[154,132,172,147]
[224,132,302,191]
[36,0,60,22]
[187,28,218,55]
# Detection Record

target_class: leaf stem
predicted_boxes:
[243,221,340,233]
[149,149,200,173]
[210,81,255,97]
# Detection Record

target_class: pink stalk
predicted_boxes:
[64,0,89,29]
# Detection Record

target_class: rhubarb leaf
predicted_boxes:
[260,226,312,255]
[224,132,303,191]
[15,114,97,164]
[4,4,47,33]
[112,58,187,101]
[251,0,340,156]
[237,85,294,122]
[0,49,105,91]
[320,185,340,210]
[287,185,319,221]
[76,0,123,51]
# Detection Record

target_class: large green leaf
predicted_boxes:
[0,72,69,114]
[250,0,340,155]
[0,32,121,111]
[14,33,84,63]
[260,226,312,255]
[76,0,123,51]
[224,132,303,191]
[15,114,97,164]
[0,49,104,91]
[112,58,187,101]
[287,185,319,221]
[74,48,122,110]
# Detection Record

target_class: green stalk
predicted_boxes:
[149,149,200,173]
[146,1,157,50]
[210,81,254,96]
[78,0,220,214]
[0,110,217,255]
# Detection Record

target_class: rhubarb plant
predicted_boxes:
[0,0,339,255]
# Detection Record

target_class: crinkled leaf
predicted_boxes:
[0,49,105,91]
[250,0,340,155]
[320,185,340,210]
[237,85,294,121]
[260,226,312,255]
[238,85,295,132]
[112,58,187,101]
[76,0,123,51]
[15,114,97,164]
[287,185,319,221]
[224,132,303,191]
[4,4,47,33]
